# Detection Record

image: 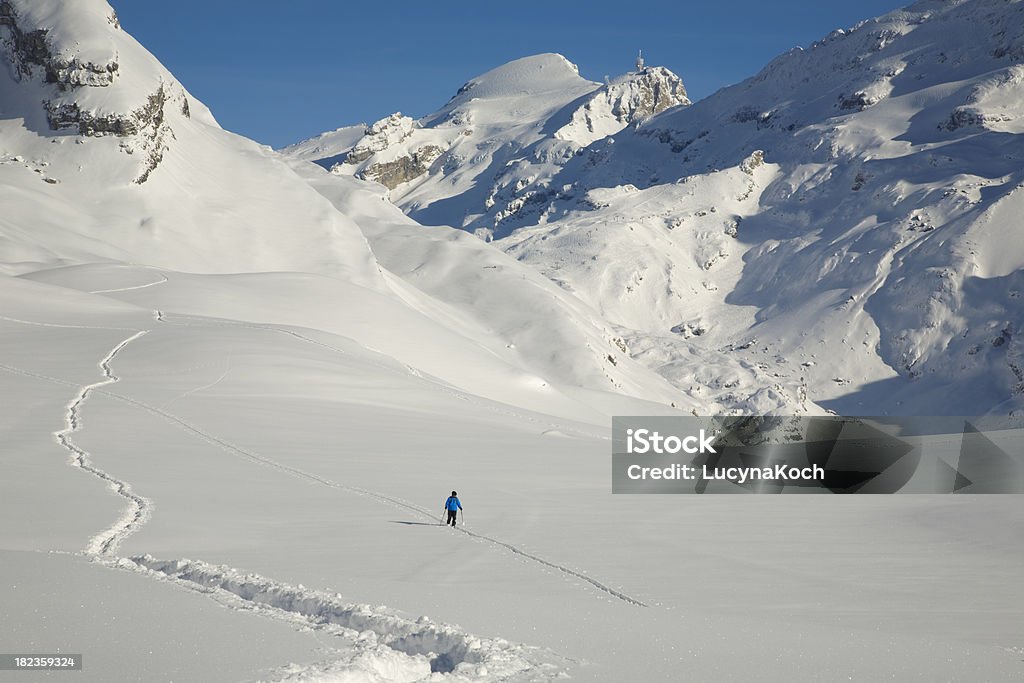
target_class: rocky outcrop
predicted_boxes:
[356,145,443,189]
[837,91,878,111]
[606,66,690,120]
[0,0,181,183]
[343,113,417,165]
[555,66,690,146]
[335,113,441,189]
[0,0,119,87]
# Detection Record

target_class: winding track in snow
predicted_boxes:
[3,354,647,607]
[151,311,645,606]
[0,311,645,607]
[89,273,169,294]
[50,329,153,556]
[0,325,551,678]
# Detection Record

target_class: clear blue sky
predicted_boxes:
[109,0,907,149]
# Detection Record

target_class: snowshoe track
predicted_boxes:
[126,554,555,679]
[1,310,645,608]
[47,329,153,556]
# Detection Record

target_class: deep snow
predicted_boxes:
[3,0,1024,681]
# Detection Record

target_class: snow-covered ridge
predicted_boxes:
[0,0,202,183]
[554,65,690,146]
[440,52,591,104]
[0,0,387,280]
[283,53,691,238]
[284,0,1024,416]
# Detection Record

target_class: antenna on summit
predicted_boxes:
[635,49,645,72]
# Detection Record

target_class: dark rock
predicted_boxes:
[358,145,443,189]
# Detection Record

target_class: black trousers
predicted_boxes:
[447,510,458,526]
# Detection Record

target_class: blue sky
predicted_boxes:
[110,0,908,149]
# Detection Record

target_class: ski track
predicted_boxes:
[2,309,644,607]
[49,329,153,556]
[2,356,560,681]
[89,273,169,294]
[120,555,556,679]
[0,313,137,331]
[2,355,647,608]
[150,311,643,605]
[160,357,232,409]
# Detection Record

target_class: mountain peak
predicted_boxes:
[553,64,690,145]
[448,53,594,104]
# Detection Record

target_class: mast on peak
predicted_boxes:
[635,49,645,72]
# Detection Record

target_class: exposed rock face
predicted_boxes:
[334,113,443,189]
[0,0,185,183]
[343,113,417,165]
[604,66,690,121]
[356,145,443,189]
[739,150,765,175]
[0,0,119,87]
[555,66,690,146]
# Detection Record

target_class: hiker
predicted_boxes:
[444,490,462,527]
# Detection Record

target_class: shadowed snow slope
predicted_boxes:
[0,0,688,416]
[288,0,1024,416]
[283,54,691,239]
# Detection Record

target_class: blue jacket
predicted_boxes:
[445,496,462,512]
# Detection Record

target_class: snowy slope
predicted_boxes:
[523,0,1024,415]
[0,0,380,282]
[288,0,1024,416]
[4,2,1024,682]
[5,272,1024,682]
[279,123,367,168]
[283,54,690,239]
[0,0,691,417]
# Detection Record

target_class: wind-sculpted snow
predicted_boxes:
[128,556,553,680]
[283,0,1024,415]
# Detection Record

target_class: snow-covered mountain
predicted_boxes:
[6,3,1024,682]
[0,0,700,418]
[282,54,690,239]
[0,0,385,281]
[288,0,1024,416]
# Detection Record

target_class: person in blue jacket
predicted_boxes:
[444,490,462,527]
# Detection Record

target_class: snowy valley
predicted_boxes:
[288,0,1024,418]
[3,0,1024,681]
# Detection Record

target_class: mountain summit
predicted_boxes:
[285,0,1024,416]
[282,53,691,237]
[0,0,381,278]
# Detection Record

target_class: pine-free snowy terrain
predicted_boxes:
[3,0,1024,681]
[289,0,1024,418]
